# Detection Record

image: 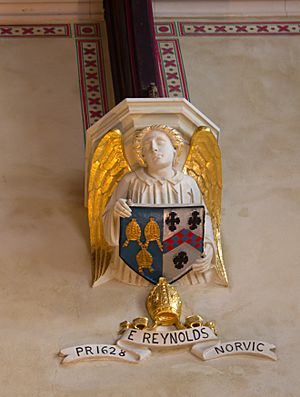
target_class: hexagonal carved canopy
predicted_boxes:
[84,98,220,204]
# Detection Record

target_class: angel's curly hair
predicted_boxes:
[134,124,184,167]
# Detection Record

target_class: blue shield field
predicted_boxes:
[119,205,205,284]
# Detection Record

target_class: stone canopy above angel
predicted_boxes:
[87,112,228,288]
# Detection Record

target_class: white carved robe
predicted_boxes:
[102,168,216,286]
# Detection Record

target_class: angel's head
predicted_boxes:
[134,125,184,168]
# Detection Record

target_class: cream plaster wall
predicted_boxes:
[0,16,299,397]
[0,1,103,22]
[180,32,300,395]
[0,37,90,396]
[1,0,300,24]
[153,0,300,18]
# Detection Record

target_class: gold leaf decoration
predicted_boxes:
[88,129,131,287]
[184,126,228,286]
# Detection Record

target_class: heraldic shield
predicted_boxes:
[119,205,205,284]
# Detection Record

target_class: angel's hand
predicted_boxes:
[192,244,213,273]
[114,199,132,218]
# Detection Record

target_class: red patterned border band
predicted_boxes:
[0,24,71,37]
[179,21,300,35]
[76,38,108,132]
[156,21,300,36]
[74,23,101,38]
[155,22,177,37]
[157,39,189,100]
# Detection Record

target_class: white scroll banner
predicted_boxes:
[59,343,139,364]
[192,340,277,361]
[59,327,277,364]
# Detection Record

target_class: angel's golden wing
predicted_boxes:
[88,129,131,287]
[184,126,228,286]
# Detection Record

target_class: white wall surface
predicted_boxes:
[0,0,103,22]
[153,0,300,18]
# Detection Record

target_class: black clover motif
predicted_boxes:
[165,211,180,232]
[173,251,189,269]
[188,211,201,230]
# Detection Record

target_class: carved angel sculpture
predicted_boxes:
[88,124,228,287]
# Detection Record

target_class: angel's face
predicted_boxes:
[141,130,176,169]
